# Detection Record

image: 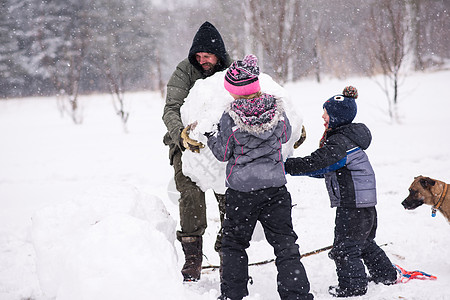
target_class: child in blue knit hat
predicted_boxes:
[285,86,398,297]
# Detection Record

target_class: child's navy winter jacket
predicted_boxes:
[285,123,377,208]
[207,94,291,192]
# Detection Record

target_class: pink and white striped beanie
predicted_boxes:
[224,54,260,96]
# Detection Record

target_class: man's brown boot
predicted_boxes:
[181,236,203,282]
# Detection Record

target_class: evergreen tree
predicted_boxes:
[0,0,25,97]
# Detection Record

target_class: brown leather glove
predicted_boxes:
[181,124,205,153]
[293,125,306,149]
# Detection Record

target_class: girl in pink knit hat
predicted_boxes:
[205,54,314,300]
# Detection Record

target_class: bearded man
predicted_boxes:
[162,21,232,282]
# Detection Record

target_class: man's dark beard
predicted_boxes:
[201,61,222,77]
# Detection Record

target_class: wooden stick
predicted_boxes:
[202,245,332,270]
[201,243,390,270]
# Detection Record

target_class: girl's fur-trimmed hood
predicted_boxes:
[227,93,285,136]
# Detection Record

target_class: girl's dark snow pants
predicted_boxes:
[221,186,313,300]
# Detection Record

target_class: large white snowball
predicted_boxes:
[181,71,303,194]
[56,214,181,300]
[31,185,178,299]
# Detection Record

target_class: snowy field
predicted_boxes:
[0,70,449,300]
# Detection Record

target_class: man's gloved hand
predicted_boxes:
[181,124,205,153]
[293,125,306,149]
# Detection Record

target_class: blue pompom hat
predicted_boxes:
[323,86,358,128]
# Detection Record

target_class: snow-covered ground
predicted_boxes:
[0,70,449,300]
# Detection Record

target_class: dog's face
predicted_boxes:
[402,176,436,210]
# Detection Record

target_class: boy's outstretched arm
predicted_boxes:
[285,144,347,177]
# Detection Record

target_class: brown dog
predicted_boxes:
[402,176,450,222]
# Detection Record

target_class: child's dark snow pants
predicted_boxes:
[328,207,397,291]
[220,186,313,300]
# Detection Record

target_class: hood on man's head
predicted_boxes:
[188,21,228,71]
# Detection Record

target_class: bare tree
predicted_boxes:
[54,24,90,124]
[308,7,327,83]
[368,0,409,123]
[90,29,130,132]
[105,61,129,133]
[407,0,425,70]
[243,0,302,83]
[407,0,450,70]
[36,1,92,124]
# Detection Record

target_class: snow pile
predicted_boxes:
[31,184,181,300]
[180,71,304,193]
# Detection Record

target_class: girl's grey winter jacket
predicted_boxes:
[285,123,377,208]
[207,94,291,193]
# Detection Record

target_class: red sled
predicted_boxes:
[394,264,437,283]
